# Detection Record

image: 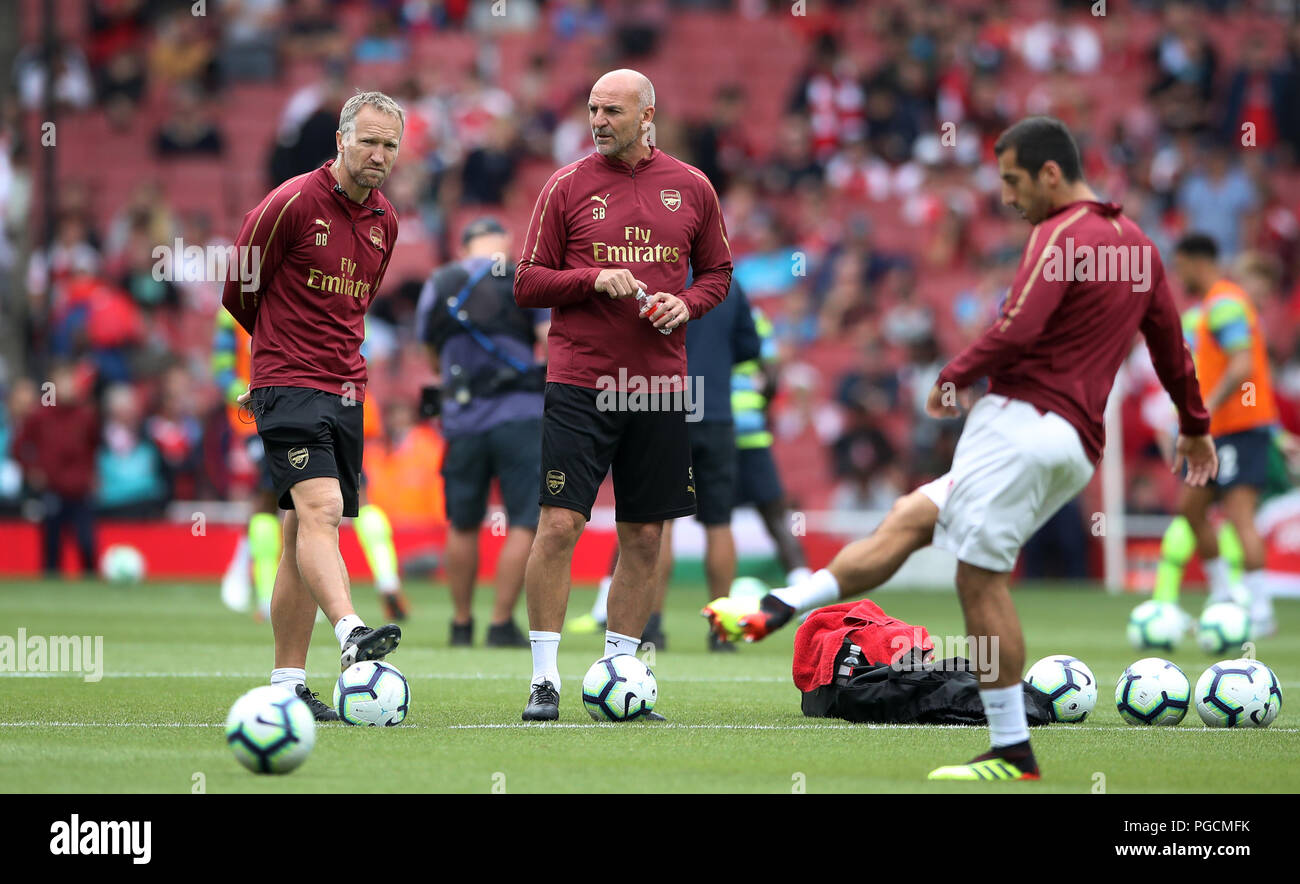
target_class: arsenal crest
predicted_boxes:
[288,447,309,470]
[660,189,681,212]
[545,470,566,495]
[369,225,384,249]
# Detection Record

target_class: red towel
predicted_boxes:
[792,600,934,692]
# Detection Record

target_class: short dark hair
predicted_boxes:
[994,116,1083,182]
[1174,232,1219,261]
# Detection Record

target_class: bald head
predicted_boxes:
[589,69,656,165]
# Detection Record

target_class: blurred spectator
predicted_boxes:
[788,32,864,161]
[0,379,38,511]
[149,12,218,92]
[461,118,519,205]
[1147,2,1216,134]
[612,0,667,59]
[685,85,752,193]
[154,84,226,158]
[1219,38,1288,154]
[269,69,352,184]
[283,0,347,63]
[354,8,409,64]
[218,0,284,82]
[13,364,100,576]
[1017,3,1101,74]
[145,366,205,500]
[1176,141,1258,259]
[550,0,609,42]
[1021,499,1089,579]
[26,214,101,324]
[363,401,446,529]
[88,0,150,128]
[14,42,95,111]
[96,383,167,517]
[732,214,801,301]
[880,267,933,347]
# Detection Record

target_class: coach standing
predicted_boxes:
[221,91,405,721]
[513,69,733,720]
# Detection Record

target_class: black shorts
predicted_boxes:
[1211,427,1272,492]
[735,445,785,507]
[689,421,736,525]
[442,418,543,531]
[540,382,695,523]
[250,385,364,518]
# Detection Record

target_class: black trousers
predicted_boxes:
[42,493,97,576]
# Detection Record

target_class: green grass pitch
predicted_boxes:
[1,577,1296,793]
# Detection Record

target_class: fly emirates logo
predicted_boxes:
[592,226,682,265]
[306,256,375,301]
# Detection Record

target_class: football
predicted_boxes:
[1025,654,1098,722]
[1115,657,1190,726]
[1195,659,1279,728]
[729,576,769,601]
[225,685,316,774]
[582,654,658,721]
[1126,600,1186,650]
[334,661,410,727]
[1197,603,1250,655]
[99,544,146,584]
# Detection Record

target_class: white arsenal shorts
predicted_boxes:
[918,394,1094,573]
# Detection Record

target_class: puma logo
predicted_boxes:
[314,218,332,234]
[589,193,610,207]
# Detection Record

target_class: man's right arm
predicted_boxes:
[1140,263,1211,437]
[514,170,603,308]
[220,185,299,334]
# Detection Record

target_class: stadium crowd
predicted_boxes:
[2,0,1300,564]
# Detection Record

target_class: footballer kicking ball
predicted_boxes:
[582,654,658,721]
[1127,600,1186,651]
[1197,603,1250,655]
[1025,655,1098,722]
[335,661,410,726]
[99,544,146,584]
[225,685,316,774]
[1115,657,1190,726]
[1195,659,1280,728]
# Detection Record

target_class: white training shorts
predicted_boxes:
[918,394,1095,573]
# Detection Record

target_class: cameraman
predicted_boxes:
[416,218,548,648]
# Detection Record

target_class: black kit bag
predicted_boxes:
[800,642,1056,726]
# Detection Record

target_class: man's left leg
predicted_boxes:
[605,519,665,657]
[928,560,1038,781]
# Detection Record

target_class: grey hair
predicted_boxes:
[338,90,406,140]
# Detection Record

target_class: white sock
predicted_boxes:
[529,630,561,692]
[270,667,306,693]
[334,614,364,648]
[980,684,1029,748]
[1205,557,1234,602]
[591,576,612,622]
[603,630,640,657]
[786,566,812,586]
[770,568,840,613]
[375,575,400,594]
[1245,569,1273,621]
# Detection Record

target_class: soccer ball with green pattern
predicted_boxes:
[1127,600,1185,651]
[99,544,146,584]
[1194,659,1280,728]
[1115,657,1190,726]
[1025,655,1097,722]
[1196,603,1250,654]
[729,576,769,601]
[225,685,316,774]
[582,654,657,721]
[334,661,410,726]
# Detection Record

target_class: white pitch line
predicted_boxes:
[4,721,1294,733]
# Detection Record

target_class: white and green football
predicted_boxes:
[1195,659,1280,728]
[99,544,146,584]
[1115,657,1190,726]
[582,654,657,721]
[334,660,410,726]
[1197,603,1250,655]
[1025,654,1097,722]
[1127,600,1186,651]
[225,685,316,774]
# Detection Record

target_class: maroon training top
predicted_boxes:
[221,161,399,402]
[514,147,733,390]
[938,200,1210,463]
[14,403,99,498]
